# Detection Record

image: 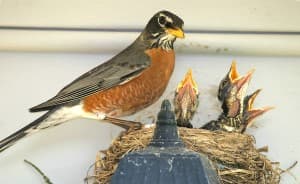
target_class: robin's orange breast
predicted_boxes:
[82,48,175,117]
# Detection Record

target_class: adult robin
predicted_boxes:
[0,10,185,152]
[202,69,254,132]
[174,69,199,128]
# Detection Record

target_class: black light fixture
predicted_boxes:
[111,99,220,184]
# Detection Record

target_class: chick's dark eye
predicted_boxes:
[222,80,226,87]
[158,16,166,26]
[220,79,227,89]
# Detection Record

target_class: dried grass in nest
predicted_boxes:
[93,126,281,184]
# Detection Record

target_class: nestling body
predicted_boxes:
[174,69,199,128]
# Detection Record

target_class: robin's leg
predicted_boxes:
[147,115,156,124]
[104,117,142,131]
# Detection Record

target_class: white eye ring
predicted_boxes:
[158,16,166,27]
[158,13,173,28]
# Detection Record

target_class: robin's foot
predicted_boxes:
[104,117,143,131]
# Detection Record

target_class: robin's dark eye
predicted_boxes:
[158,16,166,26]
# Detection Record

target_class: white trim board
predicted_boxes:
[1,30,300,56]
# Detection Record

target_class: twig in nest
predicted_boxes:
[84,160,102,184]
[280,161,300,183]
[256,146,269,152]
[282,161,298,173]
[24,159,53,184]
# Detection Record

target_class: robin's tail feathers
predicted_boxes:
[0,105,81,153]
[0,111,53,153]
[0,103,94,153]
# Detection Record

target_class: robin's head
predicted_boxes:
[218,61,239,102]
[143,10,184,50]
[221,69,254,118]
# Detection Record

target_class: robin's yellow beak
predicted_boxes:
[166,27,185,38]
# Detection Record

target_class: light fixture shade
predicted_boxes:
[111,100,220,184]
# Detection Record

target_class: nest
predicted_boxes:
[93,126,281,184]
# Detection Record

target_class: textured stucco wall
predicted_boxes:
[0,52,299,183]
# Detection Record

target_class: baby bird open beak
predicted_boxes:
[234,69,255,95]
[218,61,240,102]
[229,61,239,82]
[224,69,254,118]
[241,89,274,132]
[174,69,199,128]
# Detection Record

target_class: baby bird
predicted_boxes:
[202,69,254,132]
[218,61,239,103]
[203,61,273,133]
[174,69,199,128]
[240,89,274,133]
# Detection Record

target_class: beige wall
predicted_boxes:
[0,0,300,55]
[0,0,300,31]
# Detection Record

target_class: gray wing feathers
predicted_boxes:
[30,42,150,112]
